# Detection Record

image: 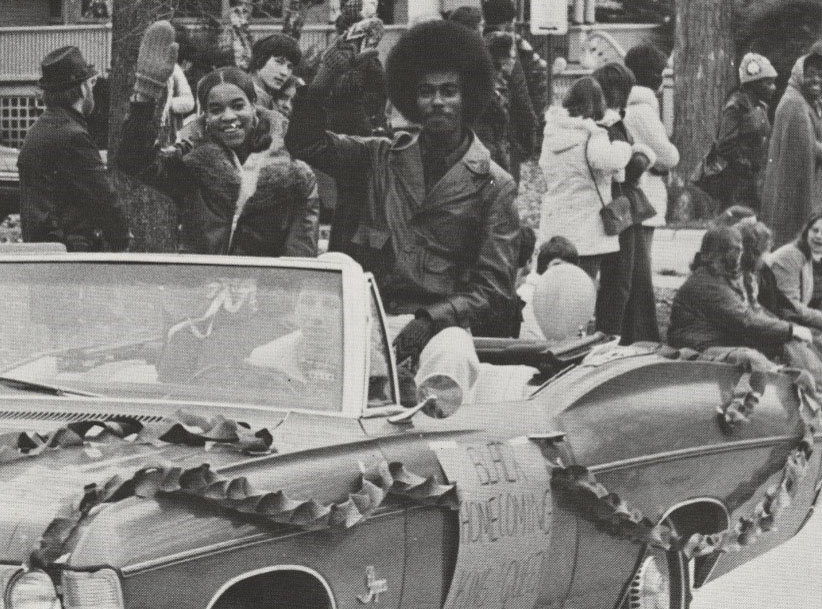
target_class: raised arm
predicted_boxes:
[285,47,384,178]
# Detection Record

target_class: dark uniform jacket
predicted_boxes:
[711,90,771,209]
[668,266,793,354]
[117,102,318,257]
[286,94,521,331]
[17,106,129,251]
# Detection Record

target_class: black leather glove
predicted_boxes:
[624,152,651,185]
[393,317,436,367]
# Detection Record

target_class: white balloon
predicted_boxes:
[532,262,596,342]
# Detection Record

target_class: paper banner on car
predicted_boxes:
[430,437,554,609]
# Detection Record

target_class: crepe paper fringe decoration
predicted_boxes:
[551,377,820,560]
[30,460,457,568]
[0,409,275,464]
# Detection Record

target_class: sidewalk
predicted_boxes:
[652,228,705,289]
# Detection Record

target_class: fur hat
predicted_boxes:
[739,53,777,85]
[386,19,494,126]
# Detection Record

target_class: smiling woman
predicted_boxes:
[115,22,320,258]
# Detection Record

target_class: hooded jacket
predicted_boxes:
[538,106,632,256]
[761,44,822,247]
[624,85,679,226]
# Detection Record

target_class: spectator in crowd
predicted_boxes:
[177,33,303,151]
[448,5,484,35]
[324,16,387,137]
[539,76,631,279]
[474,31,515,172]
[314,14,388,248]
[286,19,520,405]
[768,211,822,330]
[18,46,129,252]
[518,236,595,341]
[668,225,814,360]
[117,22,318,258]
[220,0,254,71]
[249,33,303,114]
[693,53,776,214]
[762,42,822,247]
[624,44,678,238]
[593,62,660,344]
[481,0,541,182]
[738,219,822,384]
[273,75,301,119]
[708,208,799,326]
[160,62,195,144]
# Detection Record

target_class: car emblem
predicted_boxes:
[357,566,388,604]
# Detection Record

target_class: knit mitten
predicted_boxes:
[134,21,179,100]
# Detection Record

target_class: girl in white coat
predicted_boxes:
[539,77,632,278]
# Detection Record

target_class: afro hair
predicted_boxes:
[624,44,667,90]
[250,33,302,73]
[385,19,495,126]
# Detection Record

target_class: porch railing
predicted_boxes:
[0,24,112,81]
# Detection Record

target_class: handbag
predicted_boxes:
[629,183,658,225]
[691,142,729,198]
[584,136,634,236]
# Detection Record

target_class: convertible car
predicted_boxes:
[0,252,818,609]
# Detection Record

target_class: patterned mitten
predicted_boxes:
[134,21,179,100]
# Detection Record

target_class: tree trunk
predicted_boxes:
[109,0,177,252]
[669,0,736,222]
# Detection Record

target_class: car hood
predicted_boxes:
[0,396,368,566]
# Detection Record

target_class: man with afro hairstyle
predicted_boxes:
[286,19,521,406]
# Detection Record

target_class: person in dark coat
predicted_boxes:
[117,22,318,257]
[761,43,822,247]
[18,46,130,252]
[474,31,514,172]
[592,62,660,345]
[694,53,777,214]
[668,225,814,358]
[286,19,520,404]
[481,0,540,182]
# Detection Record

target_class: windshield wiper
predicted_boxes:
[0,376,102,398]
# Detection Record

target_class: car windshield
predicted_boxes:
[0,261,344,411]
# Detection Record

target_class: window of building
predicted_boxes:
[0,96,44,149]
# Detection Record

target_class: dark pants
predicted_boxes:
[596,225,660,345]
[578,255,604,281]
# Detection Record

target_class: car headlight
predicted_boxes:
[5,570,60,609]
[61,570,123,609]
[0,566,23,609]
